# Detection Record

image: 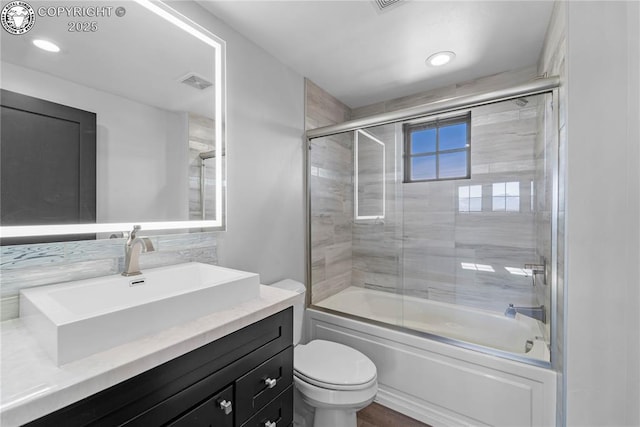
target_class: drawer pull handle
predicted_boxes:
[264,421,277,427]
[218,399,233,415]
[264,377,277,388]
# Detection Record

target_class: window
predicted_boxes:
[404,113,471,182]
[492,182,520,212]
[458,185,482,212]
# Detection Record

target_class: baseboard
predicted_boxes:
[375,385,487,427]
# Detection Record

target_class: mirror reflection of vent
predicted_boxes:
[179,73,213,90]
[374,0,403,11]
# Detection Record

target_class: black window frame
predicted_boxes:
[403,112,471,183]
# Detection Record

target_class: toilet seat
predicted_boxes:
[294,370,377,391]
[294,374,378,409]
[294,340,377,391]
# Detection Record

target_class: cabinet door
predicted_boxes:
[167,384,234,427]
[235,347,293,425]
[0,89,96,245]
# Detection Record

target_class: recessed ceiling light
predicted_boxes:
[426,51,455,67]
[33,39,60,53]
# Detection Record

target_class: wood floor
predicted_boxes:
[357,403,431,427]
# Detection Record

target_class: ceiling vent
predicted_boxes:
[373,0,403,12]
[179,73,213,90]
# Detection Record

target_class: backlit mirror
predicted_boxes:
[0,0,226,242]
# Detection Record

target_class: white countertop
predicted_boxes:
[0,285,300,427]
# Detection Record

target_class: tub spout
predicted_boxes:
[505,304,546,323]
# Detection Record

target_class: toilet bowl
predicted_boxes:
[294,339,378,426]
[270,280,378,427]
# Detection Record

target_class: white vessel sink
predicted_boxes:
[19,262,260,365]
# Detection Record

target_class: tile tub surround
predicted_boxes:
[402,98,541,313]
[306,79,355,304]
[307,66,554,315]
[345,98,545,314]
[0,232,217,321]
[0,285,301,427]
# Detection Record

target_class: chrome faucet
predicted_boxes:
[122,225,154,276]
[524,261,546,286]
[505,304,546,323]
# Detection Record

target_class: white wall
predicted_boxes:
[168,2,306,285]
[564,2,640,425]
[1,62,189,223]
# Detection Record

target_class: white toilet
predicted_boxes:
[271,280,378,427]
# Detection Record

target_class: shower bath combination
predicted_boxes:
[305,77,561,425]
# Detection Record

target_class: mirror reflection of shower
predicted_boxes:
[199,150,216,220]
[188,112,218,221]
[198,150,216,220]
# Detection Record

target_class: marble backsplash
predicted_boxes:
[0,232,217,321]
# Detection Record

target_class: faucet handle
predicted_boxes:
[126,225,142,244]
[129,225,141,239]
[524,263,545,273]
[524,262,546,286]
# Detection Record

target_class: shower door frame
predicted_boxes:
[304,77,561,369]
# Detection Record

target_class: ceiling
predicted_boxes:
[198,0,554,108]
[1,0,217,116]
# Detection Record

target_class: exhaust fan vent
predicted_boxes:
[373,0,403,11]
[179,73,213,90]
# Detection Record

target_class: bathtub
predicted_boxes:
[308,286,556,427]
[315,286,549,361]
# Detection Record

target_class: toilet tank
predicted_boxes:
[269,279,306,345]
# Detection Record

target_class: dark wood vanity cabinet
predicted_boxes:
[25,308,293,427]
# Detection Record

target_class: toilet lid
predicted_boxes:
[294,340,377,388]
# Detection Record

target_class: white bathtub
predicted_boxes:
[315,286,549,361]
[308,286,556,427]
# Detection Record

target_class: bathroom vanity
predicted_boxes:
[0,284,299,427]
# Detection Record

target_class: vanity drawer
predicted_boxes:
[24,308,292,427]
[167,384,234,427]
[240,385,293,427]
[235,346,293,425]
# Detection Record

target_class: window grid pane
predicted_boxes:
[439,123,468,150]
[405,114,470,183]
[411,155,436,180]
[469,198,482,212]
[506,196,520,212]
[439,151,468,179]
[492,181,521,212]
[458,185,482,213]
[411,128,436,154]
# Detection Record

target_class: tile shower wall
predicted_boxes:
[307,66,551,312]
[305,79,354,304]
[0,232,217,321]
[352,124,403,294]
[351,66,539,119]
[351,99,543,313]
[349,67,546,313]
